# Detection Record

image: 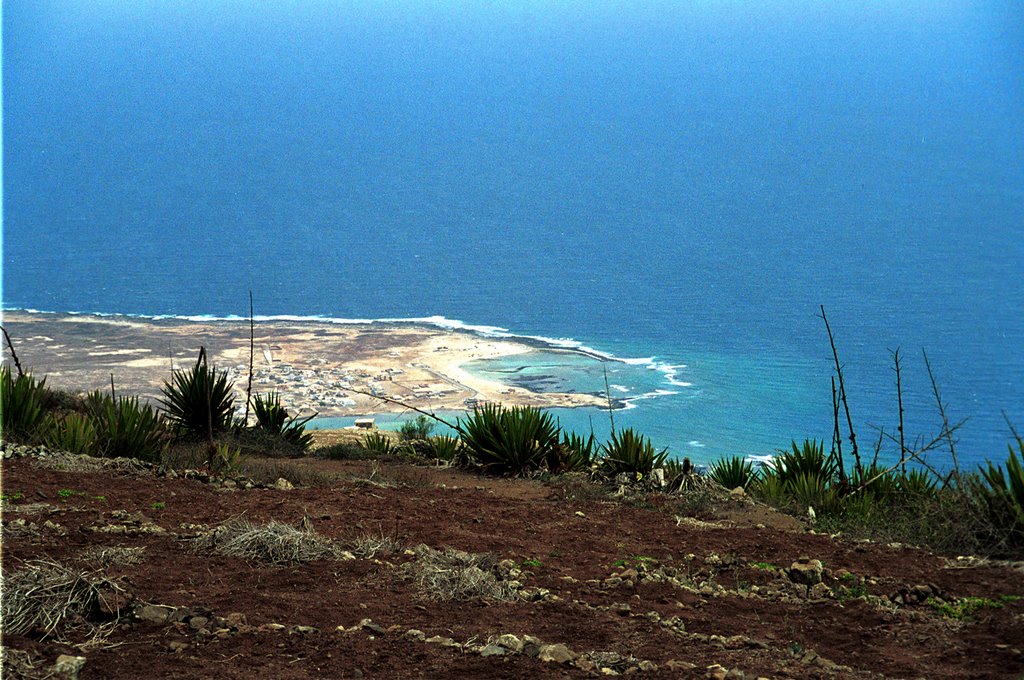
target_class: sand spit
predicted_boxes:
[0,311,605,418]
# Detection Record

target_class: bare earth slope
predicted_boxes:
[2,452,1022,679]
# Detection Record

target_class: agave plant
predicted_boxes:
[458,404,561,474]
[772,439,836,486]
[599,428,668,477]
[0,366,49,442]
[159,348,235,438]
[897,468,938,497]
[551,432,599,472]
[426,434,463,463]
[971,439,1024,542]
[91,394,167,462]
[710,455,759,490]
[851,463,899,501]
[363,432,395,456]
[44,412,99,456]
[251,392,315,452]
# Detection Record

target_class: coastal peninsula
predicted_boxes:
[0,311,606,419]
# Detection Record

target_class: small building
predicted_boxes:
[354,418,376,429]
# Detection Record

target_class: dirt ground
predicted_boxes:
[2,451,1023,679]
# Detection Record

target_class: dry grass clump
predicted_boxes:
[1,647,45,680]
[400,545,519,602]
[1,558,127,640]
[350,531,403,559]
[191,518,346,565]
[78,546,147,568]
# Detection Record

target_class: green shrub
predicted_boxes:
[251,392,314,452]
[426,434,463,462]
[458,404,561,474]
[44,413,98,455]
[710,455,758,490]
[159,349,235,437]
[0,366,49,442]
[968,440,1024,550]
[315,442,375,461]
[599,428,668,477]
[788,471,841,514]
[897,468,938,497]
[398,415,435,441]
[752,470,790,506]
[90,393,167,462]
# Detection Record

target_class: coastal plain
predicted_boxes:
[0,311,604,419]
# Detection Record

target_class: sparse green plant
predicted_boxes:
[2,490,24,502]
[600,428,668,476]
[837,584,869,602]
[57,489,77,499]
[749,562,778,571]
[1,366,49,442]
[159,348,235,438]
[458,404,561,474]
[44,412,98,455]
[151,501,165,510]
[213,442,243,475]
[398,415,435,441]
[521,558,543,568]
[710,455,758,490]
[928,595,1021,620]
[251,392,315,451]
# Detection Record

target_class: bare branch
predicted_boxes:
[1,325,24,378]
[244,291,255,427]
[820,305,861,475]
[923,349,963,485]
[891,347,907,476]
[339,385,463,435]
[603,363,616,436]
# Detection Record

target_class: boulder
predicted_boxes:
[788,558,823,586]
[51,655,87,679]
[538,643,576,664]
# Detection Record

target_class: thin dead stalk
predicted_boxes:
[603,362,616,436]
[821,305,860,478]
[892,348,907,475]
[1,325,24,378]
[339,385,463,434]
[244,291,255,426]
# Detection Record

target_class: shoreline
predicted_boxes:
[0,309,613,421]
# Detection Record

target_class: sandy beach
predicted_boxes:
[0,311,605,419]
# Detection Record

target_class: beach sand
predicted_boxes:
[0,311,605,419]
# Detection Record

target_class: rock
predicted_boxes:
[291,625,319,634]
[706,664,728,680]
[665,660,697,671]
[725,670,746,679]
[273,478,294,491]
[405,629,426,640]
[638,660,658,671]
[480,644,506,657]
[808,582,832,600]
[260,623,287,632]
[225,612,247,627]
[538,643,577,664]
[135,604,175,624]
[52,655,87,679]
[359,619,386,635]
[788,558,823,586]
[168,641,189,653]
[188,616,210,631]
[730,486,745,496]
[494,633,523,652]
[97,588,132,616]
[604,576,624,588]
[620,568,639,580]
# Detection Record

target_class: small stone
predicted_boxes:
[222,479,237,489]
[620,568,639,580]
[52,655,87,679]
[261,623,287,632]
[611,602,632,616]
[725,669,746,679]
[538,643,576,664]
[665,660,697,671]
[604,576,624,588]
[730,486,745,496]
[494,633,523,652]
[135,604,175,624]
[225,612,247,627]
[291,625,319,634]
[705,664,728,680]
[273,478,294,491]
[168,641,189,653]
[188,616,210,630]
[405,629,426,640]
[480,644,506,657]
[359,619,386,635]
[638,660,657,671]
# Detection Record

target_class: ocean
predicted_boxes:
[3,2,1022,468]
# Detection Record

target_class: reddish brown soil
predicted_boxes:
[2,455,1023,679]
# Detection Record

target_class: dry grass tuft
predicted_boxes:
[78,546,147,568]
[400,545,519,601]
[1,558,128,641]
[350,531,403,559]
[191,518,347,565]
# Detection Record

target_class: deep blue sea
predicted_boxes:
[3,2,1022,468]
